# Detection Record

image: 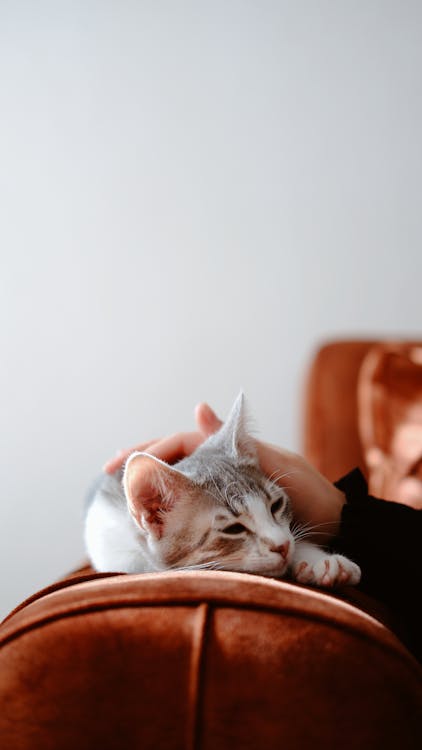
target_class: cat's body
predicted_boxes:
[85,469,155,574]
[85,395,361,588]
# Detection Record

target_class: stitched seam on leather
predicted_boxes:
[0,597,395,641]
[186,603,209,750]
[0,599,403,646]
[0,601,419,678]
[0,589,391,636]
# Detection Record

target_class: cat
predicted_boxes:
[85,394,361,588]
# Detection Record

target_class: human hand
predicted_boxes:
[102,403,219,475]
[103,403,345,543]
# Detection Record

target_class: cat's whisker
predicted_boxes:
[223,480,245,510]
[172,560,222,573]
[291,520,338,532]
[267,469,300,484]
[274,484,296,493]
[267,478,303,496]
[291,519,339,544]
[206,469,227,505]
[228,492,244,506]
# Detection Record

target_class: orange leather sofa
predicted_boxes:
[1,340,421,749]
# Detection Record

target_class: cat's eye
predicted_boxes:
[223,523,247,535]
[271,498,284,514]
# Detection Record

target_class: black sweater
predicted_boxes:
[331,468,422,662]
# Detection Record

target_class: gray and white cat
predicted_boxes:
[85,394,361,588]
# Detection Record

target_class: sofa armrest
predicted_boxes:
[1,570,421,749]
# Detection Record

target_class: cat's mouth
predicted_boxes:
[239,557,290,577]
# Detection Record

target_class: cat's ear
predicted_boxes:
[123,452,196,539]
[214,392,257,461]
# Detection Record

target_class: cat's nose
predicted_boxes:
[271,541,290,559]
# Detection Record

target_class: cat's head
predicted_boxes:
[123,393,294,576]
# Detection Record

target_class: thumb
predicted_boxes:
[195,402,223,436]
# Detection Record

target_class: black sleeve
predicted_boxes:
[330,468,422,661]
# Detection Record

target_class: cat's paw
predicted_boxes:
[292,553,361,588]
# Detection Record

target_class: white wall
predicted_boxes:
[1,1,421,619]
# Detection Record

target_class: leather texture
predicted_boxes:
[1,570,421,749]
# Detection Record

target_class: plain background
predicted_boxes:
[1,1,421,619]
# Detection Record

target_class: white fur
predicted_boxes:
[84,478,155,573]
[292,542,361,587]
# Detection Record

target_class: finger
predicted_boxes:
[103,439,159,474]
[195,402,223,436]
[144,431,204,464]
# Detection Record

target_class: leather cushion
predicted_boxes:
[1,570,421,749]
